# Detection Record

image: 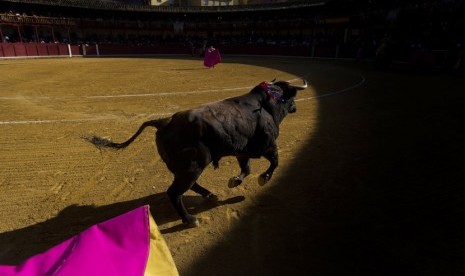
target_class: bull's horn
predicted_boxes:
[269,78,276,84]
[292,80,308,90]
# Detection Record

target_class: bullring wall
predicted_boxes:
[1,43,350,59]
[0,43,80,58]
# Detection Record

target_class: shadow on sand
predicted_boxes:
[0,192,244,265]
[184,62,465,276]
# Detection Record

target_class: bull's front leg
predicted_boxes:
[258,146,278,186]
[228,157,251,188]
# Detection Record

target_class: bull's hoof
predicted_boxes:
[228,177,242,188]
[183,216,200,228]
[185,220,199,228]
[258,174,270,186]
[205,193,219,203]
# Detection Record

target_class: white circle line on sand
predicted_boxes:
[0,118,102,125]
[0,113,173,125]
[0,75,364,125]
[0,79,304,101]
[0,87,254,101]
[296,73,365,102]
[85,86,254,99]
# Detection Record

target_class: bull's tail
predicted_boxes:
[84,118,170,150]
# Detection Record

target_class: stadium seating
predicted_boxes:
[1,0,464,73]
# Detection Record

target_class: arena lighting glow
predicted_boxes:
[0,59,359,274]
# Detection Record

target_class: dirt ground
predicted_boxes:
[1,56,464,276]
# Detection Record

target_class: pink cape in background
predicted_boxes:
[204,48,222,68]
[0,205,178,276]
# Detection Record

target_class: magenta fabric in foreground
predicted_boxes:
[0,206,150,276]
[203,48,222,68]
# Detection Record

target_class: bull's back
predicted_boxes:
[155,97,275,163]
[155,111,201,159]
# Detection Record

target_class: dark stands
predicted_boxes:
[1,0,464,73]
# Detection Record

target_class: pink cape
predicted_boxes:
[0,206,178,276]
[203,48,222,68]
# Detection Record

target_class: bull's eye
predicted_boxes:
[267,86,285,103]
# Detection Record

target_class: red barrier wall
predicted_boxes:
[37,44,49,56]
[2,42,338,59]
[70,46,81,56]
[47,44,59,55]
[314,45,336,58]
[0,43,81,58]
[81,44,317,57]
[220,45,312,56]
[89,44,191,55]
[1,43,16,56]
[13,43,27,56]
[25,44,39,56]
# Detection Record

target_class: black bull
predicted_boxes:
[86,80,307,227]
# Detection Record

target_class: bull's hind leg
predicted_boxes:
[191,182,219,202]
[228,157,251,188]
[167,173,202,227]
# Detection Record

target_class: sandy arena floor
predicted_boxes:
[1,56,464,275]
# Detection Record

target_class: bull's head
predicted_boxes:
[266,79,307,114]
[254,79,307,125]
